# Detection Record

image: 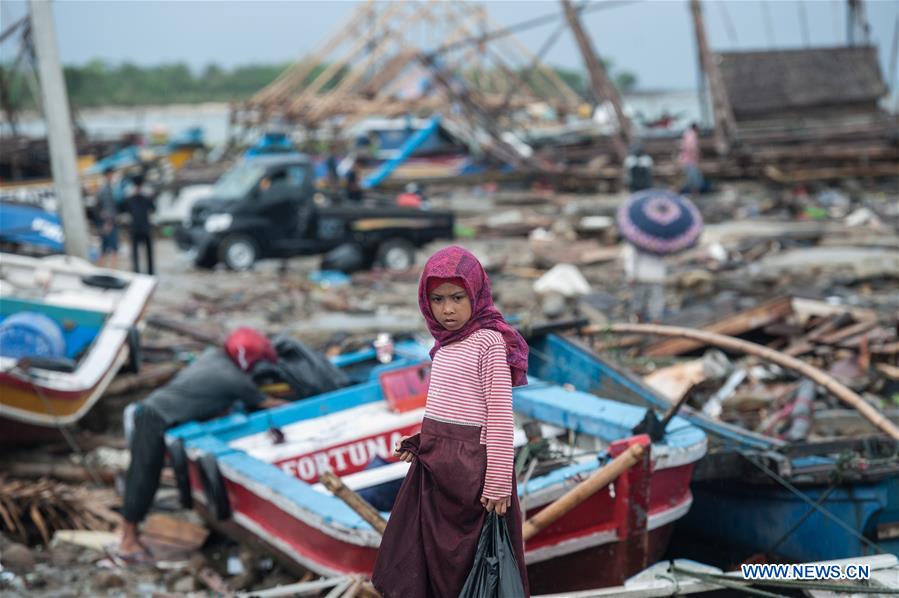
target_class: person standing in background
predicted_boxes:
[679,122,704,197]
[623,143,654,192]
[126,173,155,275]
[345,161,363,203]
[96,167,119,269]
[621,242,667,323]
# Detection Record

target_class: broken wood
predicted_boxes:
[875,363,899,380]
[146,314,226,345]
[0,476,121,546]
[0,461,117,484]
[142,513,209,551]
[522,440,646,541]
[816,319,878,346]
[319,471,388,535]
[105,362,183,397]
[644,296,794,357]
[783,313,854,357]
[586,322,899,440]
[52,530,119,551]
[643,359,706,402]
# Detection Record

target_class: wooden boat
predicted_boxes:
[170,333,706,593]
[0,252,156,442]
[530,332,899,563]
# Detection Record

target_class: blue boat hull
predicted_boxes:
[683,476,899,561]
[528,333,899,562]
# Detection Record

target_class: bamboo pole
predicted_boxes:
[560,0,632,161]
[287,2,406,117]
[689,0,737,155]
[319,471,388,535]
[522,441,645,541]
[252,0,374,107]
[583,323,899,441]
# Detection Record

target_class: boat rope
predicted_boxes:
[671,565,899,594]
[767,481,838,555]
[738,450,885,555]
[15,364,104,486]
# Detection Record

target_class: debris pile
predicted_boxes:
[0,477,120,546]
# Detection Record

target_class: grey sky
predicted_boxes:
[2,0,898,90]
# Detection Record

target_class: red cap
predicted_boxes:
[224,327,277,372]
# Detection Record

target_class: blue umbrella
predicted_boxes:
[616,188,703,255]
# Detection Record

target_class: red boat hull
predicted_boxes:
[186,435,697,592]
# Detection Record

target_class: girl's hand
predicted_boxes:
[394,435,414,463]
[480,495,511,516]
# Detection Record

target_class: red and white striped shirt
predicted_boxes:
[424,329,514,500]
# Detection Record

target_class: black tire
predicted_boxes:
[193,250,218,270]
[219,234,258,271]
[198,453,231,520]
[81,274,127,290]
[376,238,416,272]
[167,438,193,509]
[124,326,141,374]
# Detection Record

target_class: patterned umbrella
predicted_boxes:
[616,188,703,255]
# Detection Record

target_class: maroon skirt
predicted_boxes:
[372,417,529,597]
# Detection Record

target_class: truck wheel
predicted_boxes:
[219,235,258,271]
[194,252,217,269]
[377,239,416,271]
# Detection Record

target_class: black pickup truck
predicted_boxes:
[175,155,454,271]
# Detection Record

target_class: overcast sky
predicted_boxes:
[2,0,898,90]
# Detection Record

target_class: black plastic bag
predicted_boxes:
[459,512,526,598]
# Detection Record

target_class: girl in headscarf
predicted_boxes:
[372,246,530,597]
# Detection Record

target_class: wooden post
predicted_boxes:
[522,439,647,541]
[319,471,387,535]
[560,0,632,162]
[689,0,737,156]
[29,0,90,259]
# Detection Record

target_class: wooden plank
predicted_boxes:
[142,513,209,551]
[644,296,794,357]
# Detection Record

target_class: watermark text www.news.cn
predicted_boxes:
[741,563,870,581]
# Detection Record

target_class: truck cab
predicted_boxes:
[176,155,454,271]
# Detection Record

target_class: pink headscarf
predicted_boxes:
[418,246,529,386]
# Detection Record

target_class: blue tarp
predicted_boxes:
[362,116,442,189]
[0,202,64,252]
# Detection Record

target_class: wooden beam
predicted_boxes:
[287,1,406,116]
[252,0,374,107]
[689,0,737,155]
[303,27,398,123]
[319,471,387,535]
[560,0,632,161]
[472,3,582,107]
[643,296,794,357]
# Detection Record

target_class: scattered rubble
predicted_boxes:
[2,177,897,594]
